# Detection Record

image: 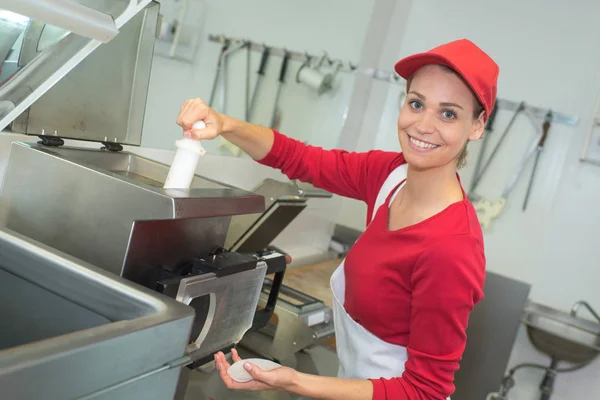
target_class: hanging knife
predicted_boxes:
[522,110,552,211]
[270,50,290,130]
[248,46,270,122]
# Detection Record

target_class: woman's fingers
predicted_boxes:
[176,97,224,141]
[243,363,278,386]
[176,98,208,131]
[231,348,243,363]
[184,126,217,140]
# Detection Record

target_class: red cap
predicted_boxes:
[394,39,499,121]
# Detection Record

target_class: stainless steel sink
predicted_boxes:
[522,301,600,364]
[0,225,195,400]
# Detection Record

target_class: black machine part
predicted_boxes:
[229,197,306,253]
[155,247,287,368]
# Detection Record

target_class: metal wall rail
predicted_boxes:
[208,34,580,126]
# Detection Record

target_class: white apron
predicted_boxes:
[330,164,451,399]
[330,164,408,380]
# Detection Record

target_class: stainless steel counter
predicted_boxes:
[0,226,195,399]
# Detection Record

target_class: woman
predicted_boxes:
[176,38,498,399]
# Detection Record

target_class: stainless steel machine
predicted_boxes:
[0,1,298,398]
[0,224,196,400]
[225,178,336,364]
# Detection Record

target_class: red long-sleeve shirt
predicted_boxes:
[258,131,486,399]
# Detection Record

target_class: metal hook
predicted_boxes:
[296,53,312,83]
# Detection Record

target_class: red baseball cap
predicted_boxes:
[394,39,499,121]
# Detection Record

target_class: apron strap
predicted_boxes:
[371,164,408,221]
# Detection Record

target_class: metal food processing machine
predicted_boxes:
[0,1,334,398]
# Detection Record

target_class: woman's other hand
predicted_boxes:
[214,349,298,392]
[176,98,224,141]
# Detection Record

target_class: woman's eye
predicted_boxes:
[409,100,423,110]
[442,110,457,119]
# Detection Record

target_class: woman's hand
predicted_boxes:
[214,349,298,392]
[176,98,224,140]
[175,97,275,159]
[214,348,374,400]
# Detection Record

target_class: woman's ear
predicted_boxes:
[469,111,486,141]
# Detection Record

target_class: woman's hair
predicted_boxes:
[405,65,485,169]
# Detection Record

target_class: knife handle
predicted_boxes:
[257,47,270,75]
[279,51,290,83]
[539,111,552,148]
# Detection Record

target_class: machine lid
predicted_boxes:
[0,0,155,132]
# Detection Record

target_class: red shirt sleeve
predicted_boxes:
[369,234,485,399]
[257,130,402,207]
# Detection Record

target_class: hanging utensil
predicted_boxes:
[244,41,251,121]
[522,111,552,211]
[468,102,498,196]
[473,109,546,230]
[209,41,245,114]
[209,40,229,109]
[248,46,270,122]
[468,101,526,201]
[270,50,290,130]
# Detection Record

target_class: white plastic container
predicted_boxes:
[163,121,206,189]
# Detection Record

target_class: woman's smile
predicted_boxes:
[406,133,441,151]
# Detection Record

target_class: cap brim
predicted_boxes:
[394,53,489,119]
[394,53,457,80]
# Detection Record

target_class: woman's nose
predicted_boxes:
[414,111,436,135]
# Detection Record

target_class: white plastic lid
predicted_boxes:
[227,358,282,383]
[175,121,207,155]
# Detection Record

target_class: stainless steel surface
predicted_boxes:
[1,1,278,397]
[18,20,69,67]
[570,300,600,323]
[225,178,329,250]
[0,225,195,400]
[0,140,271,384]
[0,17,23,66]
[0,142,265,277]
[523,301,600,364]
[240,282,335,364]
[453,271,531,400]
[180,262,268,361]
[10,3,159,146]
[0,1,153,131]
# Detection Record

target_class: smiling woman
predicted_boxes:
[398,64,486,168]
[175,38,499,400]
[406,64,485,169]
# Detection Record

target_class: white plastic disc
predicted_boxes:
[227,358,282,383]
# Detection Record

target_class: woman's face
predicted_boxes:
[397,65,485,170]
